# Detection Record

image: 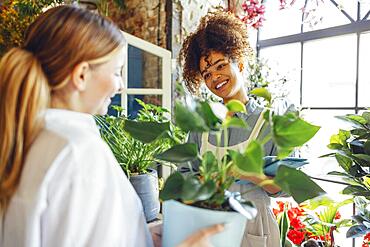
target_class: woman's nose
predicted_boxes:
[211,73,221,83]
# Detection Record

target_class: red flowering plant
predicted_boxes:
[363,232,370,247]
[273,196,352,247]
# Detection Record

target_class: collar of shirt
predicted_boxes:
[45,108,100,136]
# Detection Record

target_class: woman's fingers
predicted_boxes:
[177,224,225,247]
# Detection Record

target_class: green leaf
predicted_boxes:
[279,210,289,247]
[362,112,370,124]
[346,224,369,238]
[223,117,248,129]
[346,115,368,125]
[351,128,368,137]
[327,171,353,178]
[276,147,294,159]
[273,113,320,148]
[225,99,246,113]
[274,166,326,204]
[364,141,370,155]
[250,87,272,103]
[155,143,198,163]
[175,101,209,132]
[200,151,218,175]
[335,153,353,172]
[123,120,170,143]
[354,154,370,163]
[159,172,185,201]
[342,185,370,196]
[181,177,202,202]
[327,143,343,150]
[198,101,221,129]
[194,180,217,201]
[303,195,336,210]
[337,115,367,128]
[229,141,264,176]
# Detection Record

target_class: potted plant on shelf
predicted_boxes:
[124,89,326,247]
[323,111,370,239]
[95,100,185,222]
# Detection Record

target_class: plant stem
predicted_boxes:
[308,176,352,186]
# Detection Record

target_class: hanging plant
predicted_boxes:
[0,0,65,57]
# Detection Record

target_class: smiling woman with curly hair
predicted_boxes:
[180,10,254,95]
[179,9,289,247]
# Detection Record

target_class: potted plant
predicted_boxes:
[95,100,185,222]
[124,90,327,247]
[323,111,370,239]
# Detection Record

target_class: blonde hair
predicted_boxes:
[0,5,125,211]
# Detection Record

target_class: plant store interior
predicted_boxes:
[1,0,370,247]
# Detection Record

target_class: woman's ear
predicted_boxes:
[71,62,90,91]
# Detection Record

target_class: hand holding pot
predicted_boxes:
[177,224,225,247]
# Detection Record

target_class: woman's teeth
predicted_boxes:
[215,80,228,90]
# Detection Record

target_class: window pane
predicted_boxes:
[359,32,370,107]
[127,95,162,119]
[128,45,162,89]
[360,0,370,19]
[302,35,356,107]
[259,43,301,106]
[303,0,351,32]
[259,0,305,40]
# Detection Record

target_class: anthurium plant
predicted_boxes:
[273,196,352,247]
[95,100,185,176]
[124,88,325,214]
[323,111,370,238]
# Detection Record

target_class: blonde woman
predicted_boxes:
[0,5,222,247]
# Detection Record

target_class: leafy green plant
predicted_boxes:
[124,90,325,212]
[0,0,64,57]
[95,101,184,176]
[323,111,370,238]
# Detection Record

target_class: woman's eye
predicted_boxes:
[217,64,225,70]
[204,73,211,80]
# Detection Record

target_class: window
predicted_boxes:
[109,31,172,119]
[258,1,370,246]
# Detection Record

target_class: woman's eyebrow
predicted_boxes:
[200,59,225,75]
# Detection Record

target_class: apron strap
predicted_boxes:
[200,110,266,155]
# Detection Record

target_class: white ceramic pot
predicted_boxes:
[162,200,247,247]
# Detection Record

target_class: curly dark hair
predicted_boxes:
[180,10,254,95]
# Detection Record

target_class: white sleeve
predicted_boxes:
[41,141,153,247]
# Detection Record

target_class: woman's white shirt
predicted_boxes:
[0,109,153,247]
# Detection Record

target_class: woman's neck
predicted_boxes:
[223,90,249,105]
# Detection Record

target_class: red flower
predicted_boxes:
[240,0,266,29]
[287,229,305,245]
[362,232,370,247]
[290,217,305,229]
[334,211,341,220]
[288,206,305,221]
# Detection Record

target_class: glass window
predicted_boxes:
[128,45,163,89]
[358,31,370,107]
[259,43,301,105]
[302,34,357,107]
[259,0,305,40]
[360,1,370,19]
[303,0,351,32]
